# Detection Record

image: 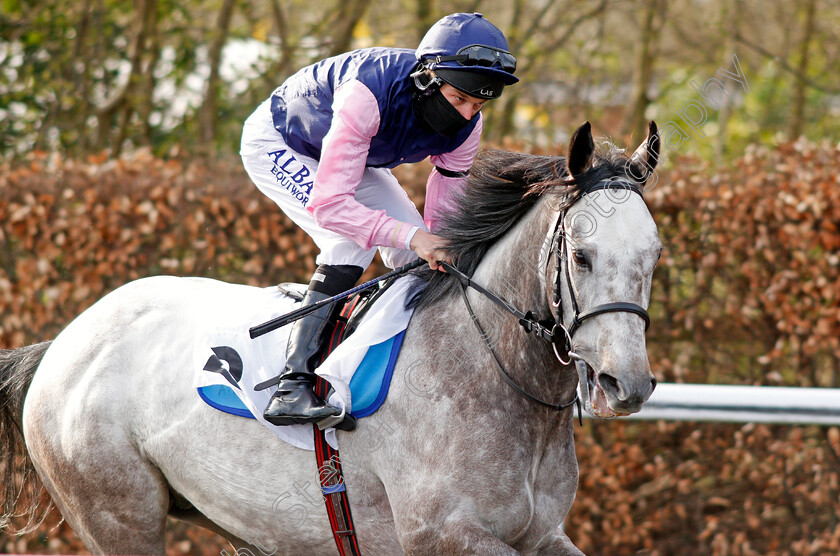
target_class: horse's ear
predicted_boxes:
[629,121,660,179]
[567,121,594,177]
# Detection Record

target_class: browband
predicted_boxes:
[580,180,643,197]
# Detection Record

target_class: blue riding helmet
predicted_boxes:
[416,12,518,99]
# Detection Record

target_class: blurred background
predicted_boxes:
[1,0,839,554]
[2,0,838,159]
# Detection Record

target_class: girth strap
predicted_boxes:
[313,376,361,556]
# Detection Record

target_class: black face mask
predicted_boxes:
[412,87,471,137]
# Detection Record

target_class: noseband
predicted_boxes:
[444,179,651,413]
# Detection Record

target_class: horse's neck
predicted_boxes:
[471,197,553,312]
[467,195,577,413]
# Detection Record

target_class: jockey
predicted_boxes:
[240,12,518,427]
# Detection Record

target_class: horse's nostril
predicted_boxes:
[650,377,658,392]
[598,373,624,400]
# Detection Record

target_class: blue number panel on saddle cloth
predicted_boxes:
[198,329,406,420]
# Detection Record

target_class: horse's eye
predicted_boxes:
[572,251,588,267]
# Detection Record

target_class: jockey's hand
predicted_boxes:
[410,229,450,272]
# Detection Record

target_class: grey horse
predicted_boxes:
[1,121,661,554]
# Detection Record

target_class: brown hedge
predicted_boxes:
[1,141,839,554]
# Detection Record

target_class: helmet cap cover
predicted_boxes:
[416,12,519,92]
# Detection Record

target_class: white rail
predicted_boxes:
[592,383,840,425]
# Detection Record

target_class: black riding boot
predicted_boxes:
[263,264,364,426]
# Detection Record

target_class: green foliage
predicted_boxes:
[1,1,839,160]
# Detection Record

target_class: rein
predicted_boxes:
[443,262,579,413]
[440,179,652,418]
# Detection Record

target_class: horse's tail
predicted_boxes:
[0,341,52,533]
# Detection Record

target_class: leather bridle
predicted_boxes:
[443,178,651,414]
[551,180,651,364]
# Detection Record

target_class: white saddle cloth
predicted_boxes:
[193,276,415,450]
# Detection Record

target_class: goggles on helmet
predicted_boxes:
[433,44,517,74]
